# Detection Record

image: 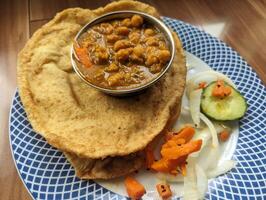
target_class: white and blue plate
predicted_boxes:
[9,17,266,199]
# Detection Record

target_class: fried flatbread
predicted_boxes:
[65,152,145,179]
[17,0,186,160]
[66,103,181,179]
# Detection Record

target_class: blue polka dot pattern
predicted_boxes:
[9,17,266,200]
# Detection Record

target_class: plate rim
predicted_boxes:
[9,89,35,200]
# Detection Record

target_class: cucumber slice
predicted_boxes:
[201,81,247,121]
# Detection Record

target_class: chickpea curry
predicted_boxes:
[74,14,171,89]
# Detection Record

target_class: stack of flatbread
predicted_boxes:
[17,0,186,179]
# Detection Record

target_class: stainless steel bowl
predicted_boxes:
[71,10,175,96]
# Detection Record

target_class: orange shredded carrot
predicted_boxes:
[198,81,207,89]
[74,45,92,68]
[151,157,186,173]
[151,158,171,173]
[212,80,232,98]
[171,126,195,143]
[152,127,202,176]
[145,146,155,169]
[125,176,146,200]
[151,140,201,173]
[219,130,230,142]
[156,183,172,200]
[161,140,202,159]
[167,156,188,172]
[162,126,195,150]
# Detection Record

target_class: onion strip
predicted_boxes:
[189,89,202,127]
[199,113,219,148]
[207,160,237,178]
[184,158,199,200]
[190,127,211,157]
[195,164,208,199]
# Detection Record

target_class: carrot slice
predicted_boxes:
[171,126,195,143]
[151,158,170,173]
[161,126,195,150]
[156,183,172,200]
[145,146,155,169]
[125,176,146,199]
[219,130,230,142]
[151,156,188,173]
[161,140,202,159]
[212,80,232,98]
[74,45,92,68]
[198,81,207,89]
[152,127,202,175]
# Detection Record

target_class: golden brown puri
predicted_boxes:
[17,0,186,159]
[64,152,145,180]
[64,103,181,179]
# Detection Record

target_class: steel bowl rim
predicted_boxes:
[71,10,175,95]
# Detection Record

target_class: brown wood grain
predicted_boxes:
[0,1,31,199]
[30,19,50,36]
[1,0,265,199]
[29,0,266,84]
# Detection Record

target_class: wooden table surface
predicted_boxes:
[0,0,265,199]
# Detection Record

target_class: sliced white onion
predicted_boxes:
[197,143,220,171]
[213,122,232,134]
[190,127,211,157]
[189,89,203,127]
[156,172,184,183]
[199,113,219,148]
[142,191,160,200]
[186,70,236,97]
[207,160,237,178]
[184,158,199,200]
[195,164,208,199]
[181,106,190,115]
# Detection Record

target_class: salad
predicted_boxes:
[124,69,246,200]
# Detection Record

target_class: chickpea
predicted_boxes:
[107,72,125,86]
[128,31,141,44]
[130,53,144,63]
[133,45,145,57]
[112,21,120,28]
[145,55,159,66]
[144,28,155,36]
[121,18,131,27]
[149,64,163,73]
[159,41,168,50]
[130,45,145,63]
[106,34,120,43]
[115,48,133,62]
[158,50,171,63]
[146,37,159,46]
[124,73,131,82]
[102,23,114,34]
[93,69,104,80]
[131,15,143,27]
[146,46,157,54]
[94,23,113,34]
[105,63,119,72]
[114,40,132,51]
[94,46,109,64]
[116,26,130,35]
